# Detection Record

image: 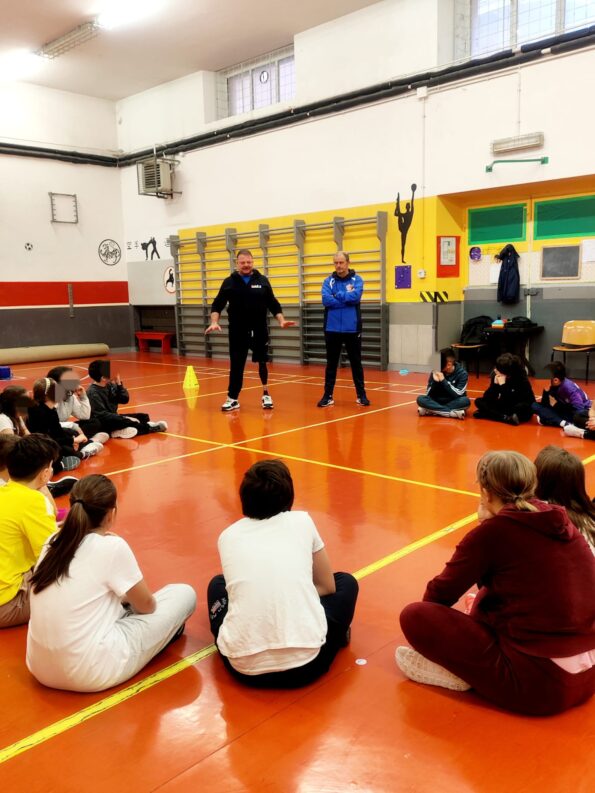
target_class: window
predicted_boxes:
[220,49,296,119]
[471,0,595,56]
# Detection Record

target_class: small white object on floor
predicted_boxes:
[355,658,367,666]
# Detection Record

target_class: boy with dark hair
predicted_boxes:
[0,434,19,486]
[86,360,168,439]
[0,434,59,627]
[474,353,535,425]
[533,361,591,428]
[417,349,471,419]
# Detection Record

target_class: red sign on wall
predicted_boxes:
[436,236,460,278]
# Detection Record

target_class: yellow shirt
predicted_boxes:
[0,481,56,606]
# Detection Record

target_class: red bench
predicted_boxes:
[135,331,175,354]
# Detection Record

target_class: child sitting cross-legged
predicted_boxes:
[207,460,359,688]
[0,434,59,628]
[417,348,471,420]
[27,378,105,472]
[26,474,196,692]
[533,362,591,429]
[86,360,168,440]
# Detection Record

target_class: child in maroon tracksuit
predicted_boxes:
[397,450,595,716]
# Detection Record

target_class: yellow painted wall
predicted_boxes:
[177,175,595,306]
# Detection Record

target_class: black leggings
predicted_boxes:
[474,397,533,424]
[207,572,359,688]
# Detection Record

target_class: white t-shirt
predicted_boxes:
[216,510,328,675]
[0,414,14,433]
[26,532,143,691]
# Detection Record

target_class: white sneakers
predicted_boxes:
[221,398,240,412]
[564,424,586,438]
[91,432,110,444]
[262,394,274,410]
[418,406,466,420]
[395,646,471,692]
[111,427,138,439]
[80,441,104,459]
[148,420,168,431]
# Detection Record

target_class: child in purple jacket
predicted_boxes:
[532,362,591,428]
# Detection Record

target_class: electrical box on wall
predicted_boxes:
[137,157,179,199]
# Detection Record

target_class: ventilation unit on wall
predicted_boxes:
[491,132,544,155]
[136,157,179,199]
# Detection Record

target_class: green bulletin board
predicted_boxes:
[468,203,527,245]
[535,195,595,239]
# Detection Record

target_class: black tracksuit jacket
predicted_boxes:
[211,270,282,343]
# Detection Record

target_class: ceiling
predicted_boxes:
[0,0,381,100]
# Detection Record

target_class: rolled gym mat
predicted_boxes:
[0,344,109,365]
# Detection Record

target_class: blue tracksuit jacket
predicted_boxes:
[322,269,364,333]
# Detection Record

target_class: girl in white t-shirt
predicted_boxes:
[207,459,359,688]
[27,474,196,692]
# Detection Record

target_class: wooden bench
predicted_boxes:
[135,331,175,354]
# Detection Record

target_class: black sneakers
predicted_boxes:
[317,395,334,408]
[356,394,371,406]
[47,476,78,497]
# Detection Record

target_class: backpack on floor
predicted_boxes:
[459,315,493,345]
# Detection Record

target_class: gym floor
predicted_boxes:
[1,353,594,792]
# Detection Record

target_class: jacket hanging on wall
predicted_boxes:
[496,244,520,305]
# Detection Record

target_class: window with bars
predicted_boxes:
[222,51,296,118]
[471,0,595,56]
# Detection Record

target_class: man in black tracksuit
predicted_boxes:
[206,249,295,412]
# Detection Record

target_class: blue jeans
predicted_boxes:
[417,394,470,413]
[532,397,576,427]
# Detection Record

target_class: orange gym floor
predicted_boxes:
[1,353,595,793]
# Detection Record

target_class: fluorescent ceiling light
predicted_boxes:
[0,50,44,82]
[96,0,165,30]
[38,21,100,59]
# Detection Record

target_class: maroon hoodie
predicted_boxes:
[424,500,595,658]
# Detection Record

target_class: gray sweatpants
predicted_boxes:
[110,583,197,688]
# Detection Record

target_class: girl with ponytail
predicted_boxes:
[27,475,196,692]
[397,450,595,716]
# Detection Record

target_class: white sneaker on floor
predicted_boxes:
[148,420,168,431]
[111,427,138,439]
[564,423,585,438]
[80,441,104,459]
[221,398,240,412]
[536,415,542,425]
[449,409,466,420]
[395,646,471,692]
[91,432,110,444]
[417,407,429,416]
[262,394,274,410]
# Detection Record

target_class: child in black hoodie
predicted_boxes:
[474,353,535,425]
[86,360,168,439]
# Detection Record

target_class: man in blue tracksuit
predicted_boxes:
[318,251,369,407]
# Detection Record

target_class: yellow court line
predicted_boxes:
[237,401,417,446]
[104,445,224,477]
[353,512,478,579]
[0,644,218,765]
[236,445,477,498]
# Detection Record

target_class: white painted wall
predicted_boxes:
[295,0,452,104]
[115,71,218,153]
[0,155,124,282]
[0,82,117,153]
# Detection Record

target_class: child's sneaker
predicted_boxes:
[317,395,334,408]
[564,423,585,438]
[91,432,110,444]
[395,646,471,691]
[262,394,274,410]
[418,406,429,416]
[111,427,138,439]
[221,398,240,412]
[61,456,81,471]
[148,420,168,431]
[449,409,466,420]
[80,441,104,459]
[47,477,78,497]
